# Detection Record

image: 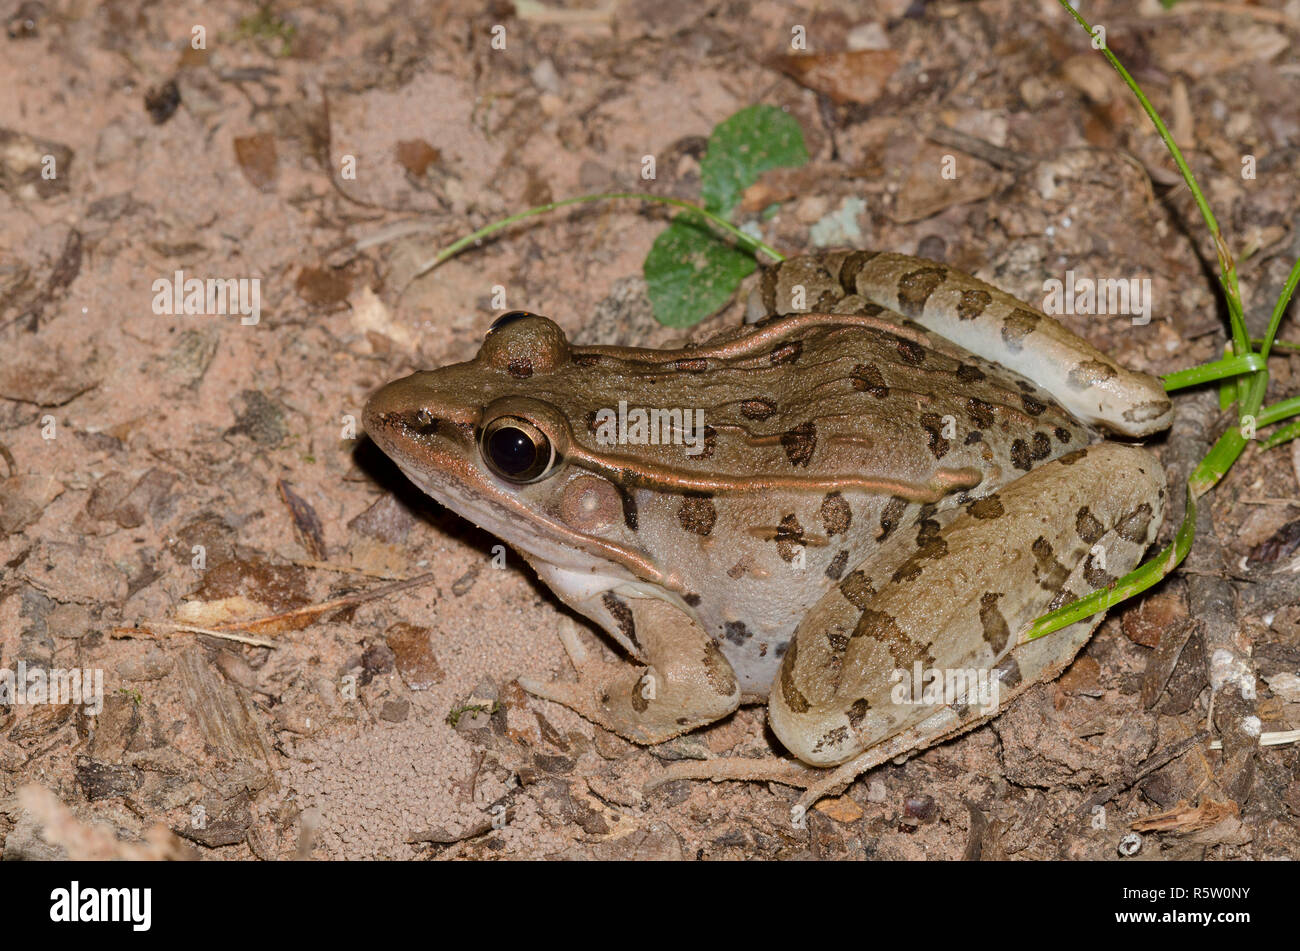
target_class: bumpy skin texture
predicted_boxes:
[363,252,1170,767]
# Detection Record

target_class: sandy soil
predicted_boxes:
[1,0,1298,860]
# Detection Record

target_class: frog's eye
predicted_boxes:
[480,415,556,483]
[487,311,536,335]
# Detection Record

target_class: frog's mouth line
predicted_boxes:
[390,454,681,592]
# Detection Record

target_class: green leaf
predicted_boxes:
[699,104,808,218]
[644,215,757,327]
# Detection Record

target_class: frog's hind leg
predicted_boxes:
[847,252,1173,437]
[519,597,741,746]
[766,441,1166,807]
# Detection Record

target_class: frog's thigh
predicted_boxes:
[769,442,1166,767]
[851,253,1173,436]
[521,597,741,746]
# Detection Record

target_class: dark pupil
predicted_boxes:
[488,426,537,475]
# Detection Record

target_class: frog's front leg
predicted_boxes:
[519,590,741,745]
[769,441,1166,772]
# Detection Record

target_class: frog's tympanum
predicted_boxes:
[365,252,1172,803]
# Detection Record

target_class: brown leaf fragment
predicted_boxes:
[1130,798,1239,834]
[815,795,864,823]
[0,474,64,533]
[1121,591,1187,648]
[772,50,899,105]
[233,132,278,190]
[384,622,444,690]
[1140,616,1200,710]
[294,265,352,307]
[0,337,98,406]
[1249,517,1300,564]
[277,479,327,560]
[395,138,440,176]
[175,645,270,766]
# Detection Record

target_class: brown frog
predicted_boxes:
[364,251,1172,808]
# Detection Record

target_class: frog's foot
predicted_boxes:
[520,603,741,746]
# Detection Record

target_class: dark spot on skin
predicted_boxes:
[1031,536,1071,593]
[1001,308,1040,352]
[769,340,803,366]
[812,726,849,755]
[1047,588,1079,612]
[894,335,926,366]
[779,640,810,714]
[1075,506,1104,544]
[896,266,948,318]
[775,513,805,562]
[799,722,852,758]
[1084,551,1115,588]
[571,352,603,367]
[781,421,817,467]
[724,620,752,645]
[820,492,852,536]
[1011,439,1033,471]
[683,593,701,607]
[956,363,986,383]
[957,288,992,321]
[993,653,1022,688]
[585,410,599,436]
[838,250,882,290]
[1067,360,1118,390]
[1054,426,1073,444]
[852,608,933,668]
[1124,399,1174,423]
[696,424,717,459]
[850,362,890,398]
[914,518,947,559]
[839,570,876,610]
[825,549,849,581]
[966,494,1004,519]
[673,358,708,373]
[740,397,778,420]
[847,698,870,727]
[601,592,638,650]
[760,265,780,312]
[1116,502,1153,543]
[1058,448,1087,465]
[1022,395,1047,416]
[1015,380,1036,393]
[614,483,638,531]
[966,397,995,429]
[1031,431,1052,460]
[919,412,950,460]
[878,497,908,541]
[678,494,717,536]
[507,357,533,379]
[979,592,1012,651]
[774,641,789,658]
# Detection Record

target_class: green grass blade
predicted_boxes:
[1163,353,1266,390]
[1260,419,1300,451]
[412,192,785,279]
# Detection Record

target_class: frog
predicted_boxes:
[363,250,1172,810]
